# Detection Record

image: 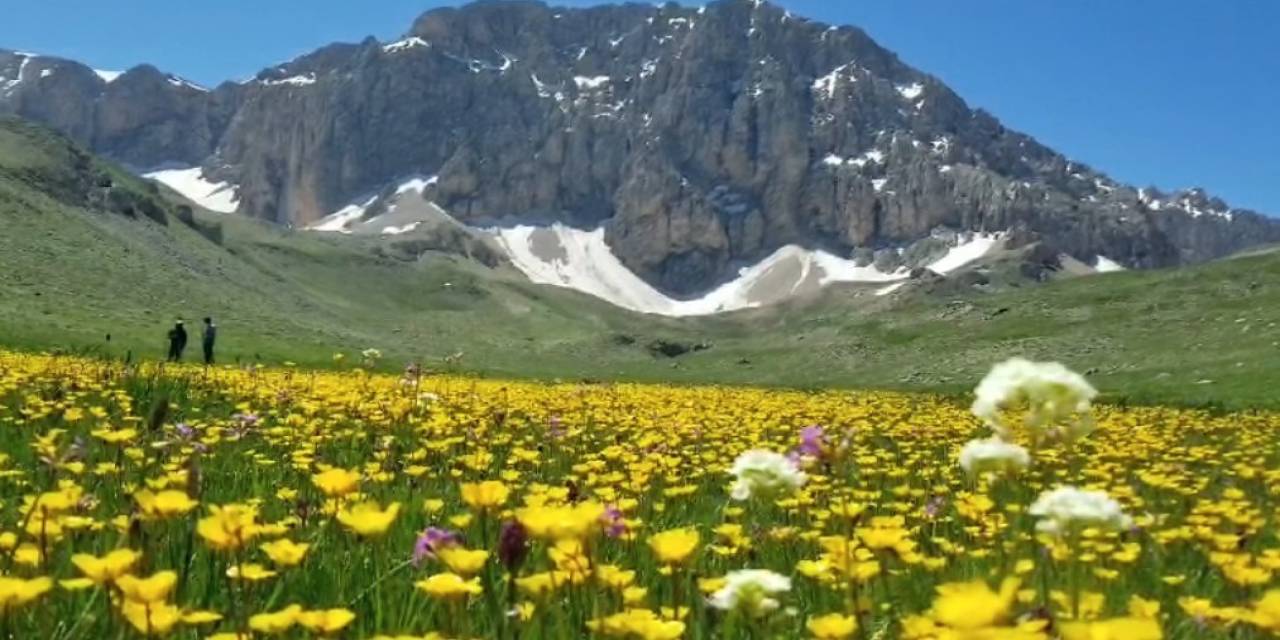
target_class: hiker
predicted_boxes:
[202,317,218,365]
[167,320,188,362]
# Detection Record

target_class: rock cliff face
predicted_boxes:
[3,0,1277,295]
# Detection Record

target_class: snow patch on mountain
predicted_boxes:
[896,82,924,100]
[1094,256,1126,273]
[384,37,430,54]
[167,75,208,92]
[261,74,317,87]
[309,175,443,233]
[142,167,239,213]
[574,76,611,90]
[489,224,1002,316]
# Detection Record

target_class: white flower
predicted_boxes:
[971,358,1097,442]
[1028,486,1133,537]
[708,569,792,617]
[728,450,806,501]
[958,437,1030,476]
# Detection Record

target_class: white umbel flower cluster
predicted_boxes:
[1028,486,1133,537]
[971,357,1098,444]
[707,569,792,617]
[728,450,807,501]
[958,436,1031,477]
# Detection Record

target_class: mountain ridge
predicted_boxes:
[2,0,1277,297]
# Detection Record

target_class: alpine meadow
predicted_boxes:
[1,1,1279,639]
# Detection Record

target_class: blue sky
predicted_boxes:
[2,0,1277,214]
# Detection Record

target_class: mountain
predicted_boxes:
[3,116,1280,409]
[3,0,1278,301]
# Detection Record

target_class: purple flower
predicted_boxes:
[175,422,195,439]
[232,413,259,428]
[413,527,461,566]
[498,521,530,571]
[924,496,946,518]
[601,505,627,539]
[797,425,825,457]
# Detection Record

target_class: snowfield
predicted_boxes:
[142,167,239,213]
[489,224,1002,317]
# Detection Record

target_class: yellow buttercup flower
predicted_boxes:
[120,600,182,636]
[250,604,303,634]
[134,489,198,520]
[197,503,261,551]
[312,468,361,498]
[227,563,278,582]
[297,608,357,634]
[0,575,53,612]
[807,613,858,639]
[416,572,483,599]
[930,578,1018,629]
[71,548,139,584]
[648,528,700,566]
[336,501,400,537]
[517,502,605,541]
[459,481,510,512]
[260,538,310,567]
[115,571,178,604]
[1060,617,1162,640]
[436,547,490,576]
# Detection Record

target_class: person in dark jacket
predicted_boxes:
[167,320,188,362]
[202,317,217,365]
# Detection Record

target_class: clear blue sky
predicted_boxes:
[2,0,1276,214]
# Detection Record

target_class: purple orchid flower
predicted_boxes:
[413,527,461,566]
[601,505,627,539]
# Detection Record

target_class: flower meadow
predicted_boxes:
[1,352,1280,639]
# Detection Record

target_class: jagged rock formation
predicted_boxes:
[3,0,1276,295]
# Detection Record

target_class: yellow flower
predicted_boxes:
[120,600,182,636]
[459,481,510,511]
[134,489,198,520]
[517,502,605,541]
[312,468,361,498]
[931,578,1018,629]
[260,538,310,567]
[436,547,490,576]
[515,572,563,598]
[91,427,138,444]
[1128,595,1161,619]
[648,528,700,566]
[197,503,261,551]
[587,608,685,640]
[227,563,278,582]
[416,572,483,599]
[1060,617,1162,640]
[297,608,357,635]
[0,575,53,612]
[250,604,303,634]
[71,548,140,584]
[115,571,177,604]
[423,499,445,513]
[336,501,400,537]
[1251,590,1280,631]
[807,613,858,639]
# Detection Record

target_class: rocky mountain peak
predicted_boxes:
[1,2,1276,299]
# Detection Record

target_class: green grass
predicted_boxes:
[2,116,1279,409]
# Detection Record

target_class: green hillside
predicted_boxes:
[1,117,1277,409]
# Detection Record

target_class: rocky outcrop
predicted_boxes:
[3,0,1277,296]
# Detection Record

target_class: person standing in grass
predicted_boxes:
[167,320,188,362]
[202,317,218,365]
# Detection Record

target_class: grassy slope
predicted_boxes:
[671,256,1280,408]
[1,117,1277,409]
